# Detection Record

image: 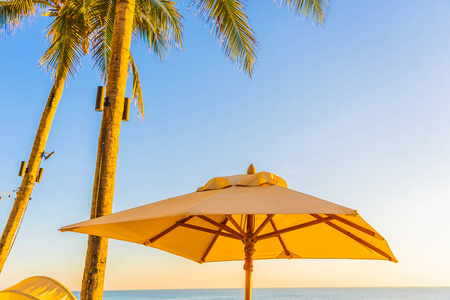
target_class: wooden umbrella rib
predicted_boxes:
[226,215,248,238]
[196,215,244,239]
[269,218,293,257]
[200,219,228,263]
[148,216,194,244]
[256,217,333,241]
[178,223,241,240]
[326,214,384,240]
[252,214,274,238]
[311,214,394,261]
[247,214,255,235]
[200,233,220,263]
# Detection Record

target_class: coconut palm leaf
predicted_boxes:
[191,0,257,76]
[131,0,182,119]
[90,0,115,78]
[280,0,328,25]
[0,0,49,33]
[39,0,89,80]
[132,0,182,118]
[133,0,182,59]
[129,53,144,119]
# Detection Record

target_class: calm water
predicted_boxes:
[72,288,450,299]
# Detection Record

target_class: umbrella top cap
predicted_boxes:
[247,164,256,174]
[197,168,287,192]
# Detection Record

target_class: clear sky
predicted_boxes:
[1,0,450,292]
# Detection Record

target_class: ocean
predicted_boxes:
[72,288,450,299]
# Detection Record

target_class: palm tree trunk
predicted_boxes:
[80,0,136,298]
[0,77,66,273]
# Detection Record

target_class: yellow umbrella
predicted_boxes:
[61,165,397,300]
[0,276,77,300]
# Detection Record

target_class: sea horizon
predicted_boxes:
[72,287,450,300]
[74,286,450,291]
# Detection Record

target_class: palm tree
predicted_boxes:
[0,0,90,273]
[80,0,182,298]
[82,0,328,299]
[0,0,181,275]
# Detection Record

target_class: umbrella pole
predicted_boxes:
[244,214,255,300]
[244,241,255,300]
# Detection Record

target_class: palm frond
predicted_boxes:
[133,0,183,59]
[129,53,144,119]
[39,0,88,80]
[0,0,48,34]
[90,0,115,80]
[192,0,257,76]
[82,0,91,53]
[279,0,328,26]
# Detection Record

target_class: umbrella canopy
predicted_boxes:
[0,276,76,300]
[61,165,396,299]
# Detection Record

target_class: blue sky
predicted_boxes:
[0,0,450,291]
